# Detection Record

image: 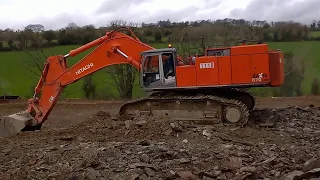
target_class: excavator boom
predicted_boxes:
[0,27,158,137]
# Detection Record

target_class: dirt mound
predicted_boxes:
[1,106,320,180]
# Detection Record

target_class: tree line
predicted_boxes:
[0,18,319,52]
[1,18,319,99]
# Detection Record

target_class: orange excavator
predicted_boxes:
[0,27,284,137]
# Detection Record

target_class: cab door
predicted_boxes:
[140,53,163,89]
[161,52,177,87]
[140,50,177,90]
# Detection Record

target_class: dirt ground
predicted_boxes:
[1,96,320,180]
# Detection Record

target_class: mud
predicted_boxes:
[0,96,320,180]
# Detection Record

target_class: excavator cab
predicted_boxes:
[140,48,178,90]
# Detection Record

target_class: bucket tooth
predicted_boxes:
[0,110,37,137]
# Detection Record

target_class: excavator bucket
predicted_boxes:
[0,110,36,137]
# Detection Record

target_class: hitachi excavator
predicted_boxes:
[0,27,284,137]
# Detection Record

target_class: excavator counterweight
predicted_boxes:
[0,27,285,137]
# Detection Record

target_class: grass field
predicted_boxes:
[310,31,320,38]
[0,41,320,98]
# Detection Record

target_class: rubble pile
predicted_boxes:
[0,106,320,180]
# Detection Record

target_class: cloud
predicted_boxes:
[229,0,320,24]
[0,0,317,30]
[0,0,250,30]
[92,0,241,25]
[95,0,149,14]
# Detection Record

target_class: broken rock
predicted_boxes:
[177,171,198,180]
[175,158,190,164]
[226,157,242,170]
[128,162,155,170]
[136,120,147,126]
[259,122,276,128]
[86,168,101,180]
[303,158,320,172]
[240,166,257,173]
[170,122,184,131]
[163,128,173,135]
[125,120,134,129]
[95,111,111,118]
[140,154,150,163]
[202,129,212,138]
[144,167,155,177]
[285,170,304,180]
[294,168,320,180]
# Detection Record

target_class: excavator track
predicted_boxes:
[149,87,256,111]
[220,87,256,111]
[119,88,253,126]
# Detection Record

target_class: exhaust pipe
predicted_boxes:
[0,110,37,137]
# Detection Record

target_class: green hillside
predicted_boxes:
[310,31,320,38]
[267,41,320,94]
[0,41,319,98]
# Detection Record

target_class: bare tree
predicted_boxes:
[42,30,56,44]
[16,31,29,49]
[21,49,46,78]
[66,22,78,30]
[311,77,320,95]
[0,78,10,96]
[24,24,45,49]
[20,48,75,98]
[278,49,310,97]
[102,19,141,100]
[169,22,261,55]
[108,19,139,29]
[25,24,44,33]
[104,64,137,99]
[82,74,96,99]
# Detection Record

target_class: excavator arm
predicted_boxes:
[0,27,169,137]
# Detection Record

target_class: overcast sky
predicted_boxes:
[0,0,319,30]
